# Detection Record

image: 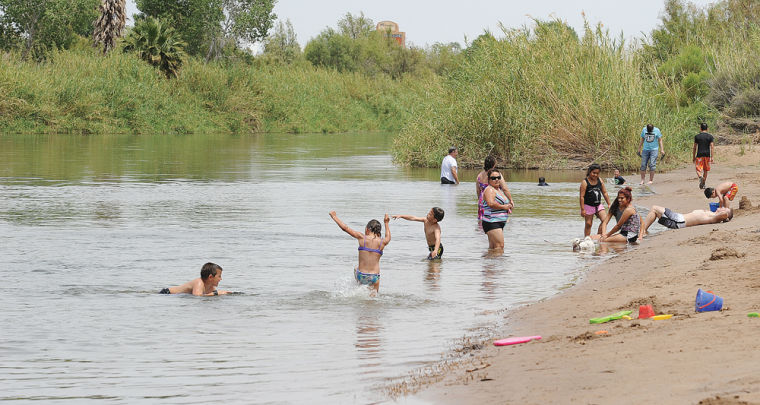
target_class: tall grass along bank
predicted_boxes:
[0,45,431,135]
[392,21,710,170]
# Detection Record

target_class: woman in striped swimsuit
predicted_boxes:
[475,156,514,221]
[481,169,513,250]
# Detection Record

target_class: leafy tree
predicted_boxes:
[0,0,98,59]
[123,16,187,78]
[425,42,462,75]
[337,11,373,39]
[304,28,356,72]
[262,18,301,63]
[93,0,127,54]
[135,0,276,60]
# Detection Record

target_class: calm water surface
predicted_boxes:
[0,134,652,404]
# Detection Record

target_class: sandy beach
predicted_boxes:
[410,145,760,405]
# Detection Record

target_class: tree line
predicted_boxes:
[0,0,463,80]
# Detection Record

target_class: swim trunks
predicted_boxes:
[695,157,711,177]
[725,183,739,201]
[583,204,605,216]
[657,208,686,229]
[428,243,444,259]
[354,268,380,286]
[159,288,170,294]
[482,220,505,234]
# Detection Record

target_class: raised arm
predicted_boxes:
[392,214,425,222]
[383,214,391,245]
[330,211,364,240]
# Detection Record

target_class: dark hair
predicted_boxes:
[431,207,445,222]
[448,147,458,154]
[486,168,501,179]
[539,177,546,182]
[586,163,601,176]
[700,123,708,131]
[366,219,382,236]
[646,124,654,133]
[200,262,222,280]
[704,188,714,198]
[609,186,633,217]
[483,155,496,170]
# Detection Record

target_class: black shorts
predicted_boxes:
[441,177,456,184]
[657,208,686,229]
[482,221,506,234]
[620,231,638,243]
[159,288,171,294]
[428,243,444,258]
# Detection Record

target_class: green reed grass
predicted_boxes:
[393,21,706,170]
[0,44,429,135]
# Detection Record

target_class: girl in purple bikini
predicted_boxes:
[329,211,391,296]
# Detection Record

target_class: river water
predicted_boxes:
[0,133,645,404]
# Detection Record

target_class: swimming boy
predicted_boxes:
[392,207,445,259]
[638,205,733,239]
[613,169,626,185]
[159,262,229,296]
[704,181,739,209]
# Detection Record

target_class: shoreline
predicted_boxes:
[403,145,760,404]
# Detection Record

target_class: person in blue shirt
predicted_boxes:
[638,124,665,185]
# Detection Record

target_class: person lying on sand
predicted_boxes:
[159,262,230,296]
[638,205,733,239]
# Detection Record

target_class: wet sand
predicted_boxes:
[411,145,760,405]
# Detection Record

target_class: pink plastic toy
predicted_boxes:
[493,335,542,346]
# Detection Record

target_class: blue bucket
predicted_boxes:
[695,289,723,312]
[709,202,719,212]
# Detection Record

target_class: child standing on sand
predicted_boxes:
[392,207,445,260]
[579,163,611,237]
[329,211,391,295]
[704,181,739,209]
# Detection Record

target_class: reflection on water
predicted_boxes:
[0,133,655,404]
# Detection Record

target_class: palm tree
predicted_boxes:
[93,0,126,54]
[123,17,187,79]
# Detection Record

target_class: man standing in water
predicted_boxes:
[159,262,229,296]
[638,124,665,185]
[441,147,459,184]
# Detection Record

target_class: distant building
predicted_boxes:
[376,21,405,48]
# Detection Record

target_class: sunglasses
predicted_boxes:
[489,176,502,180]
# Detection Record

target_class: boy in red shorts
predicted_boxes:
[704,181,739,209]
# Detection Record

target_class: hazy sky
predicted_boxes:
[125,0,716,48]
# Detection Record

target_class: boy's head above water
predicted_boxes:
[427,207,445,223]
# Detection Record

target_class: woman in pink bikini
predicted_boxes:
[329,211,391,296]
